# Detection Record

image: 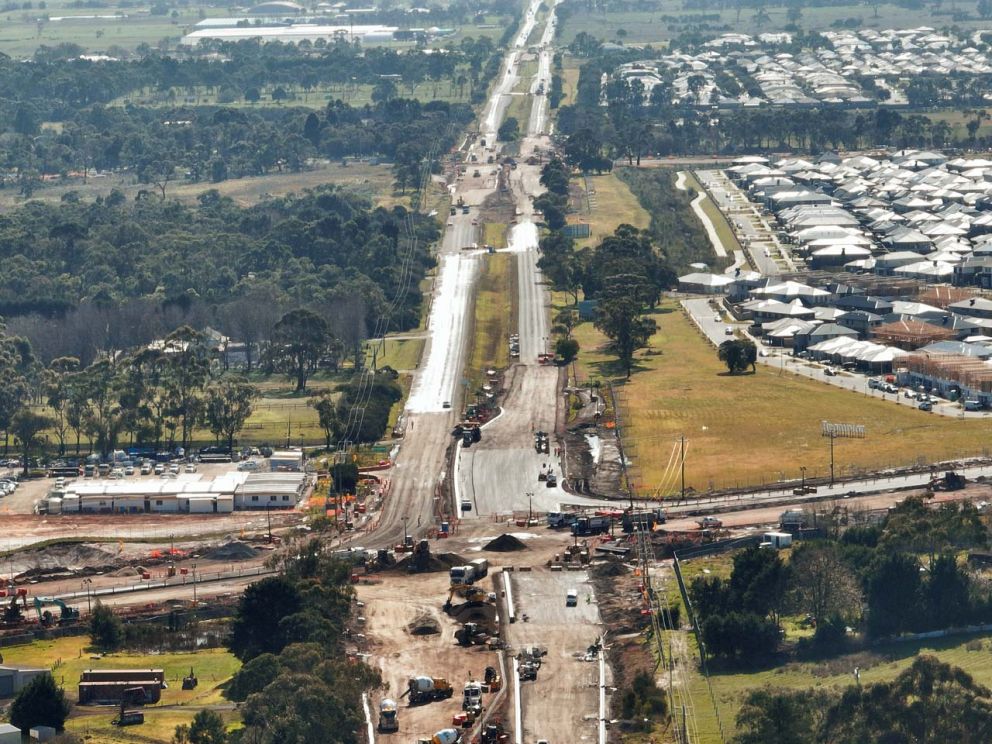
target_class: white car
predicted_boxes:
[124,465,134,476]
[185,463,197,473]
[140,463,152,475]
[238,460,260,472]
[154,463,165,475]
[168,463,180,474]
[111,468,125,479]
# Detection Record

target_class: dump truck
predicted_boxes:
[404,676,454,705]
[469,558,488,580]
[449,565,476,585]
[571,515,610,536]
[547,511,578,529]
[621,508,667,533]
[378,699,399,732]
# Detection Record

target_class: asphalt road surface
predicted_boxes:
[509,570,606,744]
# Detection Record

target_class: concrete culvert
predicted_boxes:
[408,613,442,635]
[483,534,526,552]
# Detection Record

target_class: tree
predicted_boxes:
[866,552,922,638]
[203,378,259,451]
[735,688,830,744]
[718,339,757,374]
[788,543,862,625]
[89,602,124,651]
[44,357,80,455]
[9,673,70,732]
[594,291,656,379]
[188,710,227,744]
[498,116,520,141]
[10,409,53,476]
[268,310,340,393]
[371,79,397,104]
[308,393,341,449]
[161,327,212,453]
[555,337,579,364]
[228,576,303,661]
[227,653,282,702]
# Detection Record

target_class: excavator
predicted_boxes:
[2,595,25,626]
[443,584,490,612]
[33,597,80,628]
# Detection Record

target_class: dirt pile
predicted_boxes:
[393,552,465,573]
[408,613,441,635]
[590,561,628,579]
[483,534,526,552]
[205,542,258,561]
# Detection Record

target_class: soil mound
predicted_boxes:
[484,534,526,552]
[408,613,441,635]
[393,552,465,573]
[591,561,628,578]
[205,541,258,561]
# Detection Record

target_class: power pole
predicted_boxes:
[680,435,686,501]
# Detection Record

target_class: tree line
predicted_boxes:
[0,185,435,355]
[689,496,992,666]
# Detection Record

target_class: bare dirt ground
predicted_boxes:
[357,568,501,741]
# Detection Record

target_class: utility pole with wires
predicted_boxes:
[821,421,865,485]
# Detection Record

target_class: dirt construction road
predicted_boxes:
[509,569,607,744]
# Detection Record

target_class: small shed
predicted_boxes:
[30,725,57,742]
[0,724,21,744]
[763,532,793,549]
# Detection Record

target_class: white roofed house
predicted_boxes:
[678,272,734,294]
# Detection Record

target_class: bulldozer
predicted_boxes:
[33,597,80,627]
[402,676,454,706]
[181,668,198,690]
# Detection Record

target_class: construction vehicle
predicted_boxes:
[378,698,399,732]
[33,597,80,627]
[444,584,490,611]
[931,471,966,491]
[452,422,481,444]
[403,676,454,705]
[395,535,415,553]
[480,721,509,744]
[779,509,808,530]
[469,558,488,579]
[622,508,667,533]
[462,680,483,711]
[2,595,24,625]
[181,668,198,690]
[407,540,433,573]
[483,666,502,693]
[518,661,538,681]
[534,431,550,454]
[547,511,578,529]
[449,565,477,585]
[416,729,460,744]
[546,471,557,488]
[454,622,489,646]
[111,687,146,727]
[571,515,610,537]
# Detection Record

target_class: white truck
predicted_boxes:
[450,565,477,585]
[462,680,483,711]
[378,699,398,732]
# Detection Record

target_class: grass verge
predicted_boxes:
[682,171,742,257]
[571,299,992,492]
[464,252,516,392]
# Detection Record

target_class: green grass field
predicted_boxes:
[376,337,426,371]
[571,171,650,249]
[571,299,992,493]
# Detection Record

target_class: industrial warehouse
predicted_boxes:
[43,471,308,515]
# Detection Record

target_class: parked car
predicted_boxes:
[185,463,197,473]
[699,516,723,529]
[238,460,260,472]
[140,463,152,475]
[919,401,933,412]
[824,367,836,377]
[153,463,165,475]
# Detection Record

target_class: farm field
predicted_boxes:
[570,299,992,493]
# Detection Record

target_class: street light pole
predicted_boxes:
[191,563,197,605]
[800,466,806,494]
